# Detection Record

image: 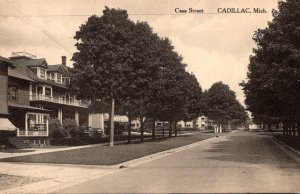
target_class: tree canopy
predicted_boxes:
[70,7,204,144]
[241,0,300,133]
[202,82,247,129]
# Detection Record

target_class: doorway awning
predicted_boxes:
[0,117,18,131]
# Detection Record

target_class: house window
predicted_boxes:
[63,77,70,84]
[37,86,43,95]
[8,85,18,102]
[47,72,51,80]
[40,68,46,79]
[57,74,62,83]
[45,87,52,98]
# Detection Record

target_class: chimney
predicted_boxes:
[62,56,66,66]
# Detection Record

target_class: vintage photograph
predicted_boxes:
[0,0,299,193]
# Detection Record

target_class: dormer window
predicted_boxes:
[57,73,62,83]
[40,68,46,79]
[62,77,70,84]
[51,73,55,81]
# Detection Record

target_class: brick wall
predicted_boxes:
[8,77,30,106]
[0,64,8,113]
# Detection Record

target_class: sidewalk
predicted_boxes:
[1,135,222,194]
[0,144,99,159]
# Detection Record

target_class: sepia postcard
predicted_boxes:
[0,0,299,193]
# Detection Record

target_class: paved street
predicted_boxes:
[57,131,300,193]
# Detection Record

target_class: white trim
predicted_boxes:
[75,111,79,125]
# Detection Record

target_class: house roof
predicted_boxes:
[12,58,48,68]
[7,58,67,88]
[8,68,34,82]
[49,64,71,76]
[2,56,70,88]
[0,56,33,81]
[47,65,63,72]
[0,56,15,66]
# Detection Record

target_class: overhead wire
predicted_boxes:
[10,3,73,55]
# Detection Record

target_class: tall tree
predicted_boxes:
[71,7,139,146]
[241,0,300,135]
[202,82,246,132]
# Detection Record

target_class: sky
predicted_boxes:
[0,0,278,105]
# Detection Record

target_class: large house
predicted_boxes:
[0,52,104,147]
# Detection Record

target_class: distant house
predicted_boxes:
[177,116,209,130]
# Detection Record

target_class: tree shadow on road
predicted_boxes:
[203,135,300,168]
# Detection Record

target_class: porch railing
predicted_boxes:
[17,130,48,137]
[30,95,89,108]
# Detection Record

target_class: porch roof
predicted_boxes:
[8,104,51,113]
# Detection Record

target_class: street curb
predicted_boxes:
[1,135,227,194]
[117,135,224,168]
[1,135,224,170]
[268,135,300,164]
[0,132,205,160]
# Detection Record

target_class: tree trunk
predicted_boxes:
[297,121,300,138]
[263,122,266,130]
[169,121,172,137]
[174,120,178,137]
[128,116,132,144]
[109,98,115,147]
[214,123,218,133]
[292,122,296,136]
[152,119,156,140]
[162,122,165,139]
[288,122,291,136]
[283,121,287,136]
[140,118,144,142]
[268,123,271,132]
[275,123,279,129]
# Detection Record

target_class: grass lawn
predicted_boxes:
[0,132,217,165]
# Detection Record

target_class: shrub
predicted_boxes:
[62,118,79,137]
[205,125,215,130]
[114,122,125,135]
[49,118,66,138]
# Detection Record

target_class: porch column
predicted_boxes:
[58,108,63,124]
[42,86,45,96]
[29,84,32,100]
[75,111,79,125]
[46,116,49,136]
[25,113,28,137]
[100,113,104,129]
[88,113,92,127]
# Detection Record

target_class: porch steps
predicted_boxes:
[9,137,50,149]
[9,137,31,149]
